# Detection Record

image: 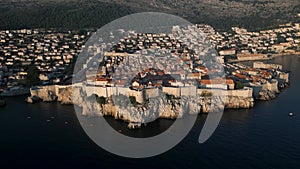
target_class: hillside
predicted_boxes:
[0,0,299,31]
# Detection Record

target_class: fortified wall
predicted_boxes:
[30,84,254,104]
[253,62,283,70]
[250,79,280,99]
[198,87,253,98]
[237,54,269,61]
[30,85,70,98]
[277,71,289,83]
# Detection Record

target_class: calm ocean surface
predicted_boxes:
[1,55,300,169]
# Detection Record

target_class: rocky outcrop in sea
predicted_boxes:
[225,96,254,109]
[258,90,277,101]
[26,88,57,103]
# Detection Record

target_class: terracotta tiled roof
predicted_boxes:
[199,79,228,85]
[234,73,249,79]
[116,80,127,86]
[95,78,109,82]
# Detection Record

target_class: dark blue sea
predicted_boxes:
[1,55,300,169]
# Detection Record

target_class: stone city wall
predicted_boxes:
[30,84,254,104]
[198,87,253,98]
[253,62,283,70]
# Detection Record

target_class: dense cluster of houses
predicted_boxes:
[0,29,90,92]
[85,26,290,95]
[199,23,300,61]
[85,28,233,92]
[0,21,296,95]
[224,62,289,91]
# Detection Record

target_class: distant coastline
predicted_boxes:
[0,88,29,97]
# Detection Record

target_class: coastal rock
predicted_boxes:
[25,97,32,104]
[82,99,103,116]
[259,90,277,101]
[57,87,73,104]
[30,88,57,102]
[200,98,211,113]
[279,82,289,90]
[28,86,84,105]
[26,96,41,104]
[128,122,142,129]
[199,97,227,113]
[81,96,187,124]
[158,98,182,119]
[26,85,258,129]
[225,96,254,109]
[185,97,202,115]
[72,87,84,106]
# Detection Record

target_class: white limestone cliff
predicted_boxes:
[26,85,255,129]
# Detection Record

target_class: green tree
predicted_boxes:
[87,94,98,102]
[235,81,244,90]
[112,94,130,107]
[165,94,174,100]
[200,91,213,97]
[129,96,137,106]
[97,96,107,106]
[26,65,40,86]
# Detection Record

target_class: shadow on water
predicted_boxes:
[104,116,175,138]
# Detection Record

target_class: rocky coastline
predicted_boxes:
[24,65,289,129]
[25,85,262,129]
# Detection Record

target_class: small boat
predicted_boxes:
[289,112,294,116]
